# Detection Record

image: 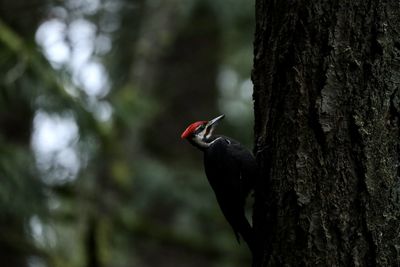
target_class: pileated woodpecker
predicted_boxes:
[181,114,256,251]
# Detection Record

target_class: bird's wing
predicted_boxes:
[225,139,257,197]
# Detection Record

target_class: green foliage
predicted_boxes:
[0,0,255,266]
[0,144,44,217]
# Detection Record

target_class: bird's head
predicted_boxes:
[181,114,225,149]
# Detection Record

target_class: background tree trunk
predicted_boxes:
[252,1,400,266]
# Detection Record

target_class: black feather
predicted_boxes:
[203,136,256,251]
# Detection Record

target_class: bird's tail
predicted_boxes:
[234,216,255,253]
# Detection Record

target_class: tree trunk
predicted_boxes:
[252,1,400,266]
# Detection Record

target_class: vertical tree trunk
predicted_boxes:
[85,217,100,267]
[252,1,400,266]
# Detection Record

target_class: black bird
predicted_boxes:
[181,114,256,251]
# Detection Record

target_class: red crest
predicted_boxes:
[181,121,206,139]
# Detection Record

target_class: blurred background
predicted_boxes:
[0,0,254,266]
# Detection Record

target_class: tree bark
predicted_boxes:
[252,1,400,266]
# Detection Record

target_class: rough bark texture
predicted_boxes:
[252,1,400,266]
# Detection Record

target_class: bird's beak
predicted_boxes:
[206,114,225,128]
